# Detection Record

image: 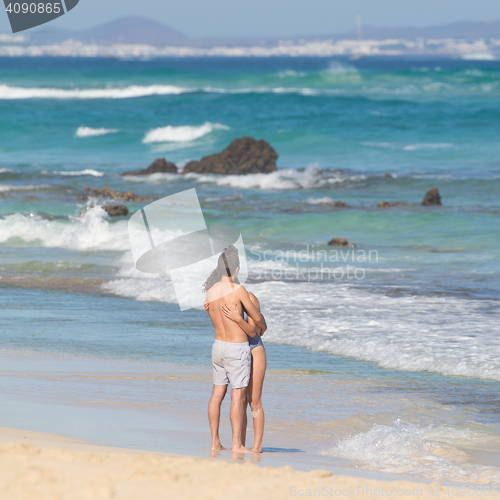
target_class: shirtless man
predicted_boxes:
[204,246,267,453]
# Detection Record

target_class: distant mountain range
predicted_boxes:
[29,16,500,47]
[30,17,188,46]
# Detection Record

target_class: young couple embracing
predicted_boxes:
[204,245,267,454]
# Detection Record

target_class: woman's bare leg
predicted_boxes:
[241,371,252,446]
[241,400,248,446]
[249,346,266,453]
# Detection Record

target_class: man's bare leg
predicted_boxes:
[208,384,227,450]
[230,387,253,453]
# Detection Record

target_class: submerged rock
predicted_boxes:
[182,136,278,175]
[319,201,349,207]
[377,201,403,208]
[327,237,356,248]
[82,186,150,202]
[102,205,129,217]
[422,188,442,206]
[79,204,129,217]
[121,158,178,176]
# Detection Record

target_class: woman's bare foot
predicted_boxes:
[251,447,262,454]
[211,441,226,451]
[231,444,254,454]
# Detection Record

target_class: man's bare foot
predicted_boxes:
[231,444,253,454]
[251,447,262,454]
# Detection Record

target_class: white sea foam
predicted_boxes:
[0,82,488,101]
[324,62,359,74]
[0,208,130,251]
[100,253,178,303]
[464,69,484,77]
[278,69,306,78]
[307,196,335,205]
[248,280,500,382]
[7,206,497,383]
[362,142,454,151]
[0,84,191,100]
[204,194,242,202]
[53,169,105,177]
[123,172,180,183]
[182,166,365,191]
[200,85,332,97]
[0,83,331,100]
[142,122,229,143]
[185,170,307,190]
[75,126,119,137]
[271,87,321,96]
[5,206,498,385]
[124,166,366,190]
[461,53,496,61]
[0,208,186,254]
[97,254,500,383]
[0,184,51,192]
[325,419,500,484]
[0,168,13,173]
[403,143,454,151]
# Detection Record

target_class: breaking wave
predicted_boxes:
[142,122,229,143]
[325,419,500,484]
[75,126,119,137]
[0,208,130,251]
[0,184,51,192]
[0,84,191,99]
[250,280,500,382]
[125,166,367,191]
[52,169,105,177]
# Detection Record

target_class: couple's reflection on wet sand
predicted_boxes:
[209,447,305,462]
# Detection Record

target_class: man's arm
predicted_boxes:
[236,286,267,334]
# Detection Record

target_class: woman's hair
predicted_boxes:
[203,245,240,292]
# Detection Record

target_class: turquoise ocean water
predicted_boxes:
[0,56,499,483]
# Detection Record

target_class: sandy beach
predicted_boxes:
[0,426,488,500]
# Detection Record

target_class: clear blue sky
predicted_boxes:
[1,0,500,37]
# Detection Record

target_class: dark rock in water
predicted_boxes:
[182,136,278,175]
[319,200,349,207]
[79,204,129,217]
[102,205,129,217]
[377,201,403,208]
[384,173,394,178]
[82,186,150,202]
[422,188,442,206]
[121,158,178,176]
[327,237,356,248]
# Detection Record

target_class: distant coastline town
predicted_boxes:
[0,16,499,58]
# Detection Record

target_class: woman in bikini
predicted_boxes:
[220,292,267,453]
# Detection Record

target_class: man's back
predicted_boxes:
[206,282,247,343]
